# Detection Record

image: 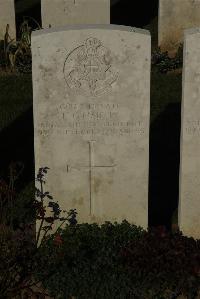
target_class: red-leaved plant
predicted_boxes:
[0,165,77,299]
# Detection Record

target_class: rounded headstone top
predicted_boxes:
[32,24,150,38]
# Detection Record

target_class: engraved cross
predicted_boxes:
[67,140,116,215]
[85,60,99,73]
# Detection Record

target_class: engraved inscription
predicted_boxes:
[63,37,119,97]
[37,102,145,138]
[185,119,200,135]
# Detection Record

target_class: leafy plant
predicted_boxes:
[0,24,15,70]
[39,225,200,299]
[35,166,77,246]
[36,220,145,299]
[2,16,41,73]
[120,227,200,299]
[0,165,199,299]
[152,44,183,73]
[0,166,77,299]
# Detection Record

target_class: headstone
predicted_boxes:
[32,24,150,230]
[41,0,110,28]
[0,0,16,41]
[179,28,200,239]
[158,0,200,56]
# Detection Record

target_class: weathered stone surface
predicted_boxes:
[179,28,200,240]
[41,0,110,28]
[158,0,200,56]
[0,0,16,41]
[32,25,150,230]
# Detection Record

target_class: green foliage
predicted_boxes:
[152,44,183,74]
[0,167,77,299]
[0,16,41,74]
[120,227,200,298]
[37,221,145,299]
[38,224,200,299]
[1,166,200,299]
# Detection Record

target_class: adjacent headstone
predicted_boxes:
[32,24,150,231]
[0,0,16,41]
[41,0,110,28]
[179,28,200,239]
[158,0,200,56]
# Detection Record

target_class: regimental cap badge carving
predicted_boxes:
[63,37,119,97]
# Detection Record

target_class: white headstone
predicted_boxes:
[0,0,16,41]
[179,28,200,239]
[158,0,200,56]
[41,0,110,28]
[32,25,150,230]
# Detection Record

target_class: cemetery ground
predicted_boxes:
[0,17,199,299]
